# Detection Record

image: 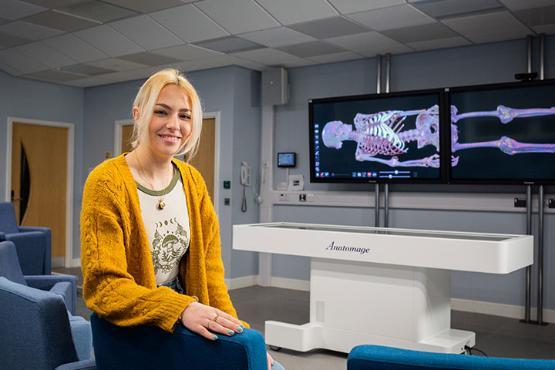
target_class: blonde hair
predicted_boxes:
[131,68,203,160]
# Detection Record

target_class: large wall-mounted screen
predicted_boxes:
[449,81,555,184]
[309,90,445,183]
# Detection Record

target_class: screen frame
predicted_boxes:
[446,79,555,185]
[309,88,448,184]
[277,152,297,168]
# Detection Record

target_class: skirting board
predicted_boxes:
[226,275,554,324]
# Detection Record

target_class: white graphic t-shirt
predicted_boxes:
[136,167,190,286]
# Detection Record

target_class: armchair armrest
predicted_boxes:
[18,226,51,233]
[55,359,96,370]
[91,313,268,370]
[4,231,50,274]
[26,275,77,315]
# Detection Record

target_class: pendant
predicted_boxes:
[157,199,166,210]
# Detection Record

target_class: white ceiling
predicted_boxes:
[0,0,553,87]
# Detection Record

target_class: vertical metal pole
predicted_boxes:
[524,185,532,322]
[385,53,391,93]
[376,55,382,94]
[522,35,533,324]
[384,184,389,228]
[374,184,380,227]
[527,35,533,74]
[540,33,545,80]
[383,54,391,228]
[537,186,545,324]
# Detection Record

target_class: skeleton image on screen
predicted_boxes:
[321,105,555,169]
[321,105,440,168]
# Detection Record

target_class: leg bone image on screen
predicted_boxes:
[451,105,555,166]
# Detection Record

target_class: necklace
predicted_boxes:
[134,152,167,210]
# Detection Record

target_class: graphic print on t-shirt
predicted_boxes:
[151,217,189,274]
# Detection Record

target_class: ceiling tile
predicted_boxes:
[412,0,502,19]
[499,0,555,11]
[232,47,307,66]
[238,27,315,47]
[347,4,436,31]
[0,20,63,40]
[0,58,23,74]
[326,31,412,57]
[174,54,242,72]
[194,36,264,53]
[383,22,458,43]
[23,0,88,8]
[14,41,77,68]
[24,9,99,32]
[195,0,279,34]
[442,10,532,43]
[42,33,107,62]
[75,25,144,57]
[150,4,228,43]
[288,16,370,39]
[227,55,265,71]
[0,32,30,48]
[307,51,363,64]
[118,51,181,66]
[532,23,555,34]
[407,36,471,51]
[2,0,46,20]
[278,41,345,58]
[514,5,555,27]
[0,48,49,74]
[109,15,183,50]
[58,1,138,23]
[101,0,186,13]
[0,17,10,26]
[24,69,86,82]
[61,63,115,75]
[255,0,337,25]
[152,44,220,61]
[327,0,405,14]
[85,58,146,71]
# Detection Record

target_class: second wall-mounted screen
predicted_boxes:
[310,90,444,183]
[449,81,555,184]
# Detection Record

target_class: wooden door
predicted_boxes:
[190,118,216,201]
[121,124,134,153]
[11,122,68,266]
[120,118,216,201]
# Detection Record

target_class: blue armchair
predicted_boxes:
[348,345,555,370]
[0,277,95,370]
[91,313,268,370]
[0,240,76,314]
[0,202,51,275]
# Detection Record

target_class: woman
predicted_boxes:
[81,69,281,369]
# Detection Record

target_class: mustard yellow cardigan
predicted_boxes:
[81,154,243,332]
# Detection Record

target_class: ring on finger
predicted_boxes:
[207,320,211,329]
[213,313,219,323]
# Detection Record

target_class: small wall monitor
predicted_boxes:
[448,80,555,184]
[309,90,445,183]
[277,152,297,168]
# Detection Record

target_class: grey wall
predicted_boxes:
[271,37,555,310]
[83,66,260,278]
[0,71,84,260]
[230,68,261,278]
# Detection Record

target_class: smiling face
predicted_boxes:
[138,84,192,160]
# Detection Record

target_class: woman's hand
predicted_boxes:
[267,352,274,370]
[180,302,243,340]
